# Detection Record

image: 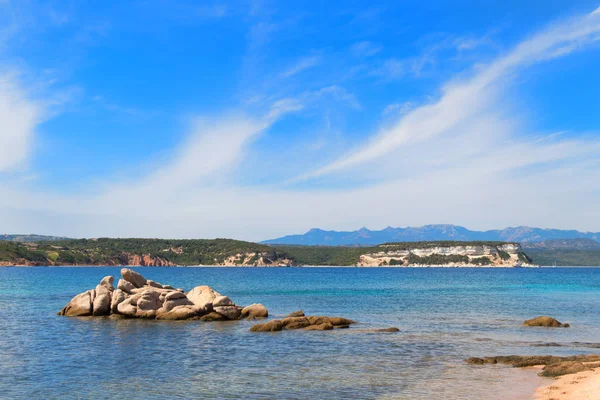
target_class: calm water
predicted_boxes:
[0,267,599,399]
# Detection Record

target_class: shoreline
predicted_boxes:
[534,366,600,399]
[3,264,596,268]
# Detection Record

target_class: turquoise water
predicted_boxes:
[0,267,599,399]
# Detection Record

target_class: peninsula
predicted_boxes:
[0,238,533,267]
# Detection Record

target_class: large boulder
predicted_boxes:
[187,286,222,308]
[120,268,147,288]
[92,292,112,316]
[111,289,127,314]
[241,304,268,319]
[523,316,569,328]
[117,279,135,294]
[136,289,162,318]
[58,290,94,316]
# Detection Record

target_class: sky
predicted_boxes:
[0,0,599,241]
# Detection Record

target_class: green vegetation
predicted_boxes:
[0,238,284,266]
[407,254,469,265]
[526,249,600,266]
[0,239,533,267]
[273,245,367,266]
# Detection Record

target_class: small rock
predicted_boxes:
[250,320,284,332]
[214,306,242,320]
[523,316,569,328]
[304,322,334,331]
[213,295,234,307]
[374,327,400,333]
[287,310,305,317]
[241,304,268,319]
[540,362,590,377]
[165,291,186,301]
[199,312,228,322]
[98,276,115,291]
[146,280,163,289]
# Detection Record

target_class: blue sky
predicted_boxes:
[1,0,599,240]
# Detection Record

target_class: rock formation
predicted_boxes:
[522,316,570,327]
[466,354,600,377]
[58,268,268,321]
[250,315,356,332]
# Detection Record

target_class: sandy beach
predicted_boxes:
[535,367,600,399]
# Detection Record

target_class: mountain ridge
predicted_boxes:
[261,224,600,246]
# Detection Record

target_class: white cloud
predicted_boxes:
[1,8,600,240]
[280,55,321,78]
[306,10,600,179]
[0,74,41,172]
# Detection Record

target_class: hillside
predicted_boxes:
[0,239,293,267]
[0,234,71,242]
[262,225,600,246]
[0,239,532,267]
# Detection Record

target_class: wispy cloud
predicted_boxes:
[0,74,42,172]
[280,55,321,78]
[305,9,600,179]
[350,41,382,57]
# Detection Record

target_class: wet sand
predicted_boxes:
[535,367,600,400]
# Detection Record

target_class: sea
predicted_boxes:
[0,267,598,399]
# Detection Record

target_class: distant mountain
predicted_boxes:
[261,225,600,246]
[0,234,71,242]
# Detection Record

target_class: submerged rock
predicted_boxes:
[522,316,569,328]
[249,320,284,332]
[58,268,268,322]
[466,354,600,376]
[287,310,305,317]
[250,315,356,332]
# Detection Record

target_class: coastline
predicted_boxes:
[0,264,544,268]
[534,366,600,399]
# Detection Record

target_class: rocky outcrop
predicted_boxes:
[126,254,176,267]
[466,354,600,377]
[523,316,570,328]
[58,268,266,321]
[357,243,534,267]
[250,315,356,332]
[213,252,294,266]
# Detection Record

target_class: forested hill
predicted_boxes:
[0,239,531,267]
